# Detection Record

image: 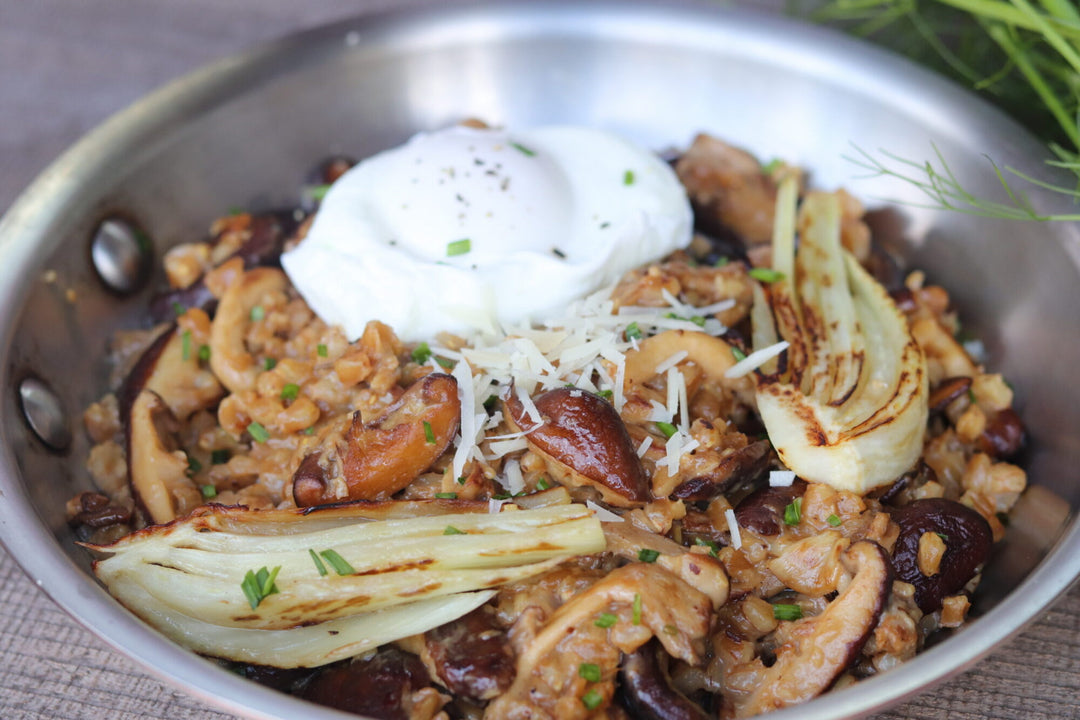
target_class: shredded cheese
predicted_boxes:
[769,470,796,487]
[724,340,790,379]
[725,508,743,550]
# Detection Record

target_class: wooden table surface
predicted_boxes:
[1,1,1078,718]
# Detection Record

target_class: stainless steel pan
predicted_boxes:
[0,3,1077,718]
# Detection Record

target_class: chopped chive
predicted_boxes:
[690,315,706,327]
[241,566,281,609]
[511,142,536,157]
[172,301,186,317]
[749,267,785,283]
[457,475,468,485]
[578,663,602,683]
[210,449,230,465]
[200,484,217,499]
[435,492,458,499]
[761,157,783,174]
[247,421,270,443]
[250,305,265,322]
[423,421,436,444]
[581,688,603,711]
[309,183,332,201]
[447,238,472,256]
[597,389,613,401]
[663,623,679,636]
[319,549,355,576]
[435,357,454,369]
[309,549,328,577]
[317,344,328,358]
[411,342,432,364]
[967,389,977,403]
[937,532,949,542]
[827,514,842,527]
[625,321,643,341]
[198,344,211,362]
[303,426,316,435]
[714,256,730,267]
[483,395,498,412]
[632,593,643,625]
[444,525,466,535]
[281,383,300,402]
[551,247,567,259]
[694,537,720,558]
[181,330,192,361]
[732,347,748,362]
[186,454,202,475]
[656,421,677,439]
[263,357,277,371]
[773,603,803,621]
[783,498,802,526]
[623,169,636,185]
[594,612,618,628]
[637,548,660,563]
[536,477,552,491]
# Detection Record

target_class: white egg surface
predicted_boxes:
[282,125,692,341]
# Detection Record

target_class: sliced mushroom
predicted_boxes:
[622,330,737,390]
[888,498,992,614]
[300,646,437,720]
[485,564,713,719]
[601,520,729,609]
[209,267,289,394]
[293,373,460,506]
[149,211,298,323]
[671,439,771,502]
[421,605,515,701]
[733,480,808,537]
[620,640,710,720]
[503,387,649,507]
[734,541,892,717]
[127,389,202,525]
[120,322,223,423]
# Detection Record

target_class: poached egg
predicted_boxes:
[282,125,691,341]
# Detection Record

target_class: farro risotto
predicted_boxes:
[69,129,1027,720]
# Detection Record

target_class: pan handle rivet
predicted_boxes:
[91,218,151,295]
[19,378,71,451]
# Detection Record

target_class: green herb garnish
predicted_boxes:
[732,347,748,362]
[317,344,328,358]
[749,267,786,283]
[656,421,678,439]
[773,603,803,621]
[319,549,355,575]
[198,344,211,362]
[444,525,466,535]
[181,330,192,361]
[423,421,436,444]
[623,169,636,185]
[263,357,277,371]
[281,383,300,402]
[536,477,552,491]
[247,421,269,443]
[694,536,720,558]
[186,454,202,475]
[783,498,802,526]
[511,142,536,157]
[632,592,643,625]
[827,514,843,527]
[579,663,602,683]
[435,357,455,369]
[594,612,618,628]
[250,305,265,322]
[637,548,660,563]
[625,321,643,341]
[210,449,230,465]
[435,492,458,499]
[447,238,472,256]
[240,566,281,610]
[581,688,604,711]
[597,389,614,400]
[201,484,217,499]
[309,549,328,577]
[412,342,432,364]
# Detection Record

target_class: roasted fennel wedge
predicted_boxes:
[87,501,605,667]
[750,176,928,493]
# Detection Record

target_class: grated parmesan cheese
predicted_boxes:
[769,470,796,487]
[724,340,790,379]
[725,508,743,550]
[502,459,525,495]
[637,436,653,458]
[587,499,623,522]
